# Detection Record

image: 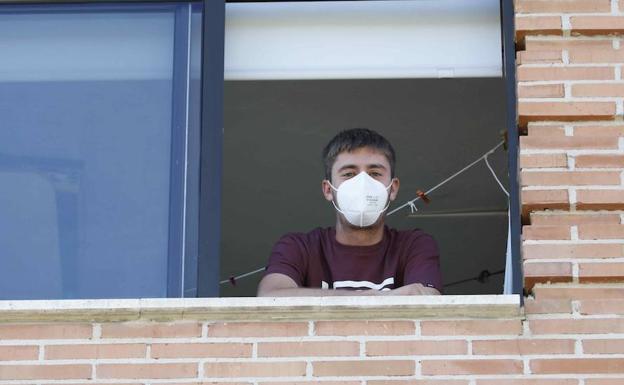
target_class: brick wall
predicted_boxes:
[0,307,621,384]
[517,0,624,382]
[2,0,624,383]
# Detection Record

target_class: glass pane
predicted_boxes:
[0,3,200,299]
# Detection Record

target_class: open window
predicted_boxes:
[0,0,519,300]
[219,0,521,297]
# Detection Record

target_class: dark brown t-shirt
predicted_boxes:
[264,226,442,292]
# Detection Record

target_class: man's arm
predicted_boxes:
[257,273,440,296]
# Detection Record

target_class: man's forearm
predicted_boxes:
[258,287,385,297]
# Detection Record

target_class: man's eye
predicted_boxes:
[342,172,355,178]
[370,172,382,177]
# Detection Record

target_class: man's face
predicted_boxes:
[322,146,400,226]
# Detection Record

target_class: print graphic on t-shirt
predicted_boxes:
[322,277,394,291]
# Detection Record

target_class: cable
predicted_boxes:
[443,269,505,288]
[386,140,505,216]
[484,150,509,197]
[219,267,266,285]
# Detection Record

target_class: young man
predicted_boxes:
[257,128,442,296]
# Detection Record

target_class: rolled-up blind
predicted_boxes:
[225,0,502,80]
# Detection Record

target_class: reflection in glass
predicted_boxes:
[0,3,202,299]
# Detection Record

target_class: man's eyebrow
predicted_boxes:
[336,163,387,173]
[337,164,358,173]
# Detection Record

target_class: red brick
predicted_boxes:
[573,83,624,97]
[100,322,201,339]
[521,154,568,168]
[520,136,618,150]
[515,0,611,13]
[577,190,624,210]
[42,383,140,385]
[517,66,614,81]
[524,262,573,289]
[314,320,414,336]
[579,299,624,314]
[516,16,563,42]
[524,298,572,314]
[208,322,308,337]
[422,359,523,375]
[531,358,624,374]
[420,320,522,336]
[517,50,564,64]
[534,286,624,300]
[204,362,306,378]
[574,125,624,136]
[313,360,414,377]
[0,324,92,340]
[571,16,624,35]
[530,212,620,225]
[519,84,565,98]
[171,383,250,385]
[527,124,567,137]
[525,38,613,52]
[257,341,359,357]
[522,189,570,216]
[0,346,39,361]
[97,364,197,379]
[523,225,571,240]
[477,380,579,385]
[523,243,623,259]
[577,155,624,168]
[472,339,575,355]
[583,339,624,354]
[529,318,624,334]
[45,344,146,360]
[366,340,467,356]
[0,365,91,380]
[521,171,621,186]
[519,101,616,125]
[570,49,624,64]
[151,343,251,358]
[579,262,624,282]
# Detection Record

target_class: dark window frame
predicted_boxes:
[500,0,522,299]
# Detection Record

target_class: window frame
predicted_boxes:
[0,0,217,298]
[500,0,522,299]
[0,0,520,298]
[214,0,522,298]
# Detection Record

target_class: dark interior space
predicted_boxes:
[221,78,509,296]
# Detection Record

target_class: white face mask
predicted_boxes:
[328,171,393,227]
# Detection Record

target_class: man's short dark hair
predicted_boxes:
[322,128,396,180]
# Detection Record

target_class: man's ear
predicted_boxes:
[389,177,400,201]
[321,179,334,202]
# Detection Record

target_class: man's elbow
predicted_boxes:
[257,273,300,297]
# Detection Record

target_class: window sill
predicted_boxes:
[0,295,520,322]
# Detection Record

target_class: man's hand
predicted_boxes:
[389,282,440,296]
[258,273,440,296]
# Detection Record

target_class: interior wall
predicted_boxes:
[221,78,508,296]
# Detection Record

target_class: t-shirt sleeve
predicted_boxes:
[403,232,443,293]
[264,233,307,287]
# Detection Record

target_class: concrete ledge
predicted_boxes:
[0,295,521,322]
